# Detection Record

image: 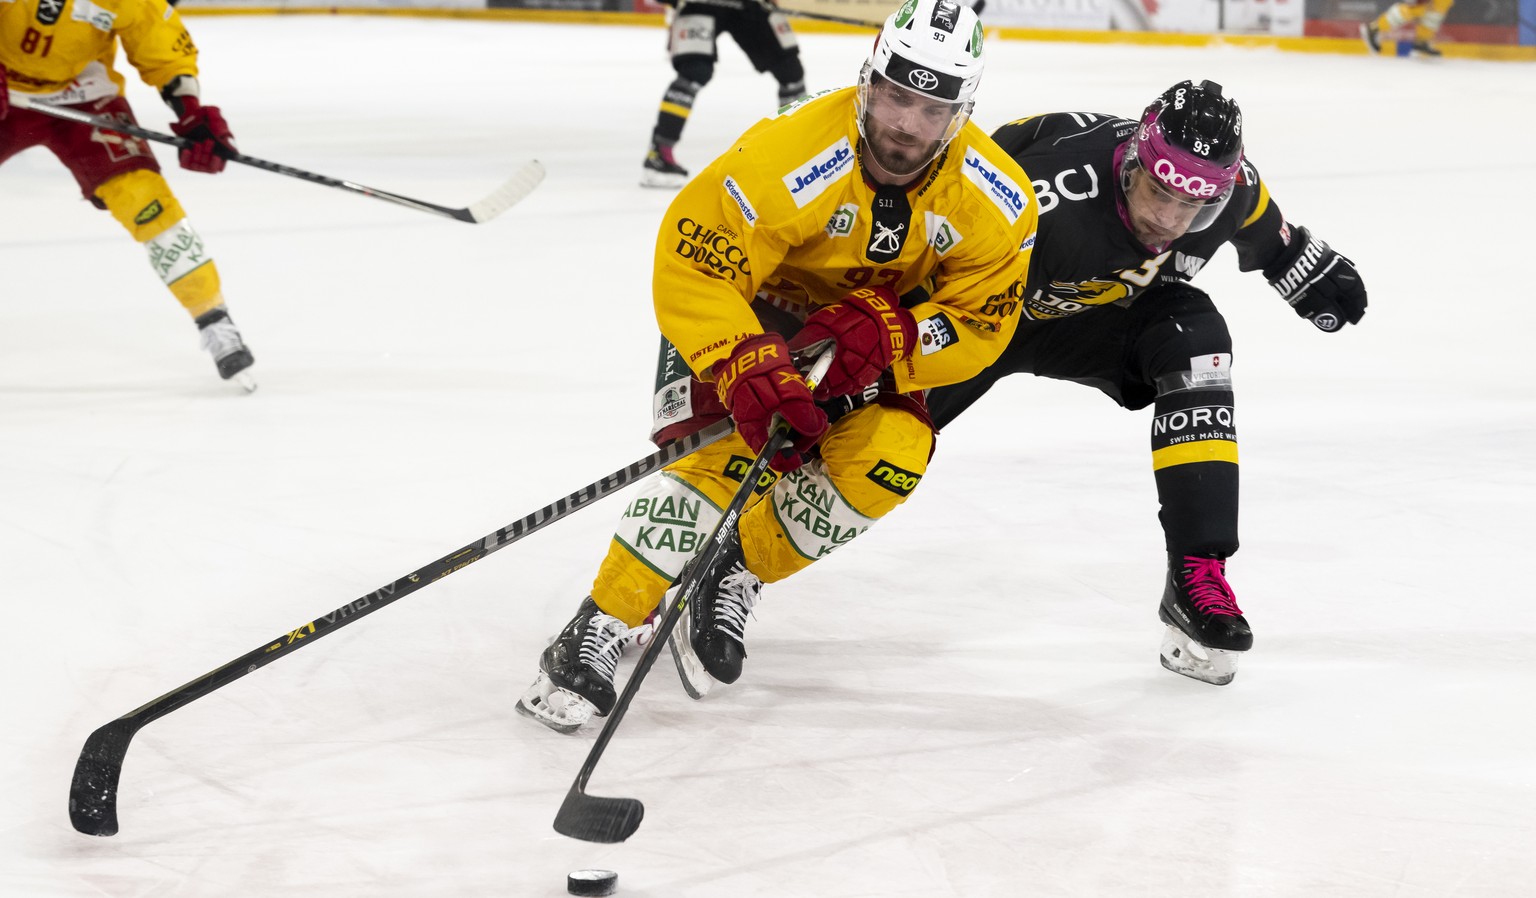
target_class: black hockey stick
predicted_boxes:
[553,347,835,844]
[779,8,883,27]
[8,91,543,224]
[67,418,735,837]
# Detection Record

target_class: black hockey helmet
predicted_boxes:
[1120,80,1244,234]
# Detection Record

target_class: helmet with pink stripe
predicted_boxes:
[1119,80,1244,236]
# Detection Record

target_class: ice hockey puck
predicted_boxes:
[567,868,618,896]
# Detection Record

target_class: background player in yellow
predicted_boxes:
[1361,0,1454,56]
[518,0,1037,733]
[1,0,254,389]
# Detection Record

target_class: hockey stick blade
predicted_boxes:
[553,783,644,843]
[64,419,734,836]
[68,718,138,836]
[458,160,545,223]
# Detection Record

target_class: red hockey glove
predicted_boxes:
[169,96,237,174]
[787,286,917,399]
[714,333,829,473]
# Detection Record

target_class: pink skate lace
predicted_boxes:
[1181,556,1244,616]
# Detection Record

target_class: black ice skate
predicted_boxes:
[195,306,256,392]
[1409,40,1443,57]
[669,525,761,699]
[516,596,632,734]
[1360,22,1382,54]
[641,144,689,190]
[1158,554,1252,686]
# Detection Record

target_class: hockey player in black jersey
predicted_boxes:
[925,80,1368,686]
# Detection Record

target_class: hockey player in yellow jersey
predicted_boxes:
[518,0,1037,733]
[1361,0,1454,56]
[1,0,254,389]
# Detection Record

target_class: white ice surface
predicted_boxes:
[3,18,1535,897]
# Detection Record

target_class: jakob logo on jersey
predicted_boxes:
[963,149,1027,223]
[784,138,854,208]
[866,185,911,264]
[37,0,64,25]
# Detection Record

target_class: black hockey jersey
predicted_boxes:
[990,112,1291,322]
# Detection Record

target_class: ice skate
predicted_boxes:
[195,306,256,392]
[668,525,761,699]
[1409,40,1443,57]
[1158,554,1251,686]
[515,597,631,734]
[1360,22,1382,54]
[641,144,689,189]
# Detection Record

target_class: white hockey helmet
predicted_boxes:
[856,0,985,176]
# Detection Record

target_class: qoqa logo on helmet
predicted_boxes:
[1153,157,1220,198]
[908,69,939,92]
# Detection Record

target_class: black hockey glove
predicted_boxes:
[1263,224,1367,333]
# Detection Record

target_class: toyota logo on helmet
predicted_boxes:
[908,69,939,92]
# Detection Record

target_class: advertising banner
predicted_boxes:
[1307,0,1522,43]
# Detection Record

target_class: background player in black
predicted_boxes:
[925,80,1368,685]
[642,0,806,188]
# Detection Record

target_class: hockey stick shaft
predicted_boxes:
[553,347,836,844]
[8,91,542,224]
[67,418,736,837]
[779,8,883,27]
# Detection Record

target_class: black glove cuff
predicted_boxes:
[1264,225,1334,304]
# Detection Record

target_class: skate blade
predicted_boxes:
[515,674,595,734]
[231,370,258,393]
[640,170,687,190]
[1159,626,1241,686]
[667,612,713,700]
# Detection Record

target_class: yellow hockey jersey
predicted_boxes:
[654,87,1037,393]
[1,0,198,102]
